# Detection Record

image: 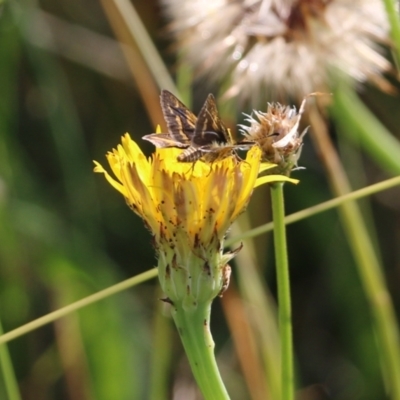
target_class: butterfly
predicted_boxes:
[143,90,253,163]
[142,90,196,149]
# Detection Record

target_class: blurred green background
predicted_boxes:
[0,0,400,399]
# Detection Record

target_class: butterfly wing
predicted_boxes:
[160,90,197,145]
[142,133,189,149]
[192,94,230,147]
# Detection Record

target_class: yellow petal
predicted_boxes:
[255,175,299,188]
[93,161,128,196]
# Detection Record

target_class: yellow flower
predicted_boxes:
[94,134,295,308]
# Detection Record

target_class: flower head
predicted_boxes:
[161,0,390,102]
[240,94,314,175]
[94,134,266,308]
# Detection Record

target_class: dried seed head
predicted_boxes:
[240,93,324,174]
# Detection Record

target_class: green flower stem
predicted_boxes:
[171,301,230,400]
[270,182,294,400]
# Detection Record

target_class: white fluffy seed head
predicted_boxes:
[161,0,391,103]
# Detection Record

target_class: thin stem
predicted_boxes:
[0,320,21,400]
[270,182,294,400]
[99,0,166,127]
[171,302,230,400]
[0,268,158,345]
[102,0,177,94]
[226,176,400,246]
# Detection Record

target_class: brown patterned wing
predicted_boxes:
[192,94,230,147]
[160,90,197,145]
[142,133,189,149]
